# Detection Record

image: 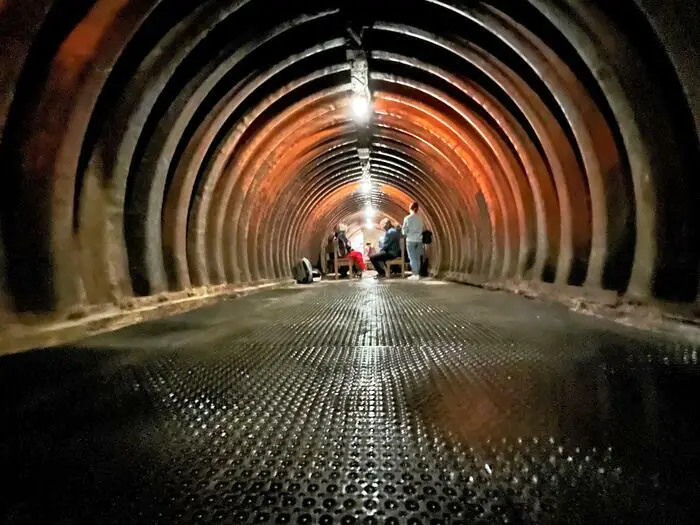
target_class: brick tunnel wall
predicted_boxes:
[0,0,698,350]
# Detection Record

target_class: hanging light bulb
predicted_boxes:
[360,179,372,194]
[365,218,374,229]
[364,205,375,219]
[351,94,371,123]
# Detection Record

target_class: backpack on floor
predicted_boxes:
[292,258,313,284]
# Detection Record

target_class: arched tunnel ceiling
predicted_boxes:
[0,0,698,320]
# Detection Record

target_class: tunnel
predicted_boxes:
[0,0,699,523]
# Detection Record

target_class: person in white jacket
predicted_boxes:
[402,202,425,279]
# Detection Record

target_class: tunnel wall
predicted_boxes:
[0,0,698,351]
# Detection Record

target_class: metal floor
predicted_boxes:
[2,280,699,524]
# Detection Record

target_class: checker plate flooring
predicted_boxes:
[2,280,699,524]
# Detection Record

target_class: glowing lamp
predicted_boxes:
[351,95,371,123]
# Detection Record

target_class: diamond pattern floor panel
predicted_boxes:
[1,280,699,524]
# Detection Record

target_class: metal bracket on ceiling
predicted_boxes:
[346,41,374,200]
[347,49,369,98]
[346,27,363,47]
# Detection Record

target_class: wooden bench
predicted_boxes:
[385,238,406,279]
[321,238,354,279]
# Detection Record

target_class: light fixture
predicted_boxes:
[348,50,372,124]
[351,94,371,123]
[348,49,375,230]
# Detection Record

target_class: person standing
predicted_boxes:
[370,218,401,278]
[402,202,425,280]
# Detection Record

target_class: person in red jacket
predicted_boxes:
[347,249,366,276]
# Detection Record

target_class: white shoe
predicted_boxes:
[408,275,420,280]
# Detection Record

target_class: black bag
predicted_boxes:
[419,256,430,277]
[292,258,313,284]
[421,230,433,245]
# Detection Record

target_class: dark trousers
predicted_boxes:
[370,251,396,276]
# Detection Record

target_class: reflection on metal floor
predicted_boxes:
[2,280,699,524]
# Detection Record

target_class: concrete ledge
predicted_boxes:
[444,272,700,343]
[445,273,617,305]
[0,280,294,356]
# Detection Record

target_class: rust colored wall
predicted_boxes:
[0,0,698,350]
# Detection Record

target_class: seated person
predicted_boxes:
[335,224,366,277]
[370,218,401,278]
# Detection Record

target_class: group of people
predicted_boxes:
[369,202,425,280]
[323,201,427,280]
